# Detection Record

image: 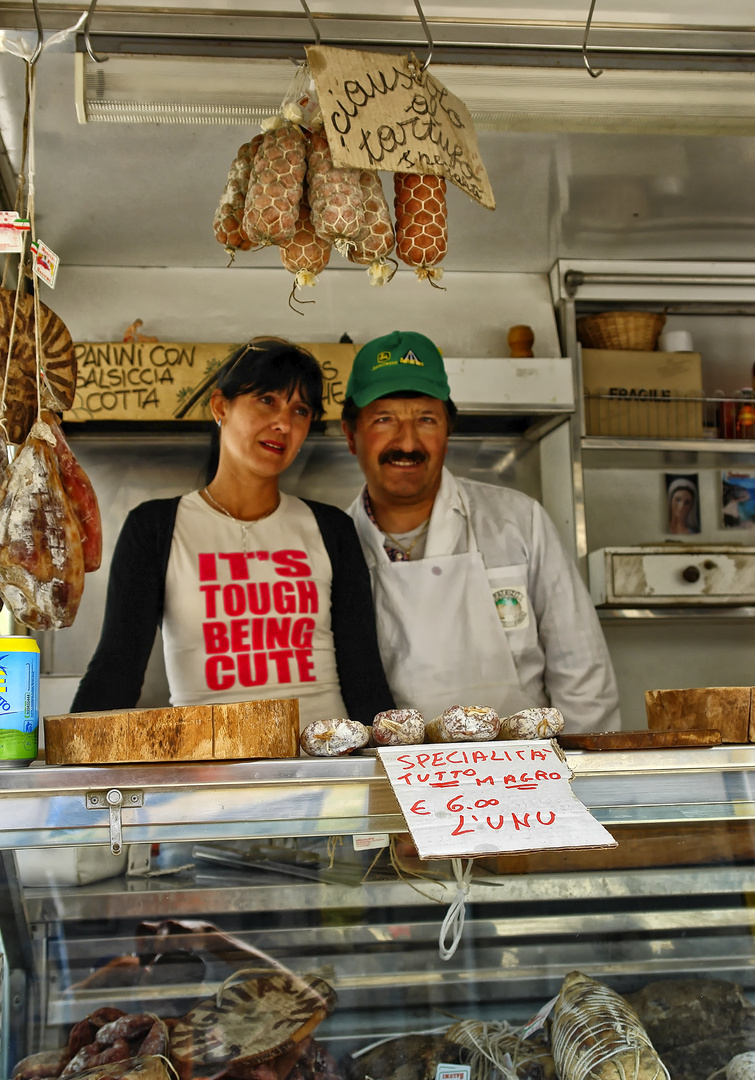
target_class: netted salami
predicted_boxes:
[347,170,395,283]
[394,173,447,286]
[0,419,84,629]
[552,971,669,1080]
[300,718,369,756]
[372,709,425,746]
[306,130,366,253]
[426,705,500,743]
[499,707,564,740]
[243,122,307,247]
[213,135,263,259]
[279,194,332,309]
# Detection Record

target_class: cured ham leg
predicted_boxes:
[0,420,84,629]
[42,410,102,572]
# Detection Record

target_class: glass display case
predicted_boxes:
[2,747,755,1080]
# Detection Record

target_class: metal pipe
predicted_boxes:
[565,270,755,296]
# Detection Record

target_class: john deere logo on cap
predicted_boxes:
[376,351,392,365]
[399,350,423,366]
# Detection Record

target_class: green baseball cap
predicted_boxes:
[345,330,450,407]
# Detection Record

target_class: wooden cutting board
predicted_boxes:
[44,698,299,764]
[645,686,752,743]
[557,728,722,751]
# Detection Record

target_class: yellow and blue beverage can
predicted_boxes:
[0,637,40,767]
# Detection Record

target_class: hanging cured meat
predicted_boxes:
[213,134,264,260]
[279,194,332,310]
[242,121,308,247]
[0,419,85,629]
[347,170,396,284]
[394,173,448,285]
[42,410,102,573]
[0,288,76,444]
[306,130,366,253]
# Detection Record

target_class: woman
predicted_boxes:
[667,477,699,535]
[72,339,394,727]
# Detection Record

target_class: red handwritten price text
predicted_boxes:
[391,743,567,846]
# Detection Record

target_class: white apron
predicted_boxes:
[353,478,535,721]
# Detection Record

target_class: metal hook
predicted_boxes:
[29,0,44,66]
[299,0,321,46]
[413,0,434,71]
[582,0,603,78]
[83,0,108,63]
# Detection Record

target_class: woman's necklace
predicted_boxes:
[382,517,430,560]
[202,487,280,552]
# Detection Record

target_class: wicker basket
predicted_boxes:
[577,311,666,351]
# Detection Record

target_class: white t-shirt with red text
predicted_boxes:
[162,491,347,728]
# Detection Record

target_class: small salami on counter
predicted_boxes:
[372,709,425,746]
[499,707,564,740]
[425,705,500,743]
[300,718,369,757]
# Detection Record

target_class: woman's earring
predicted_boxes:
[216,419,221,428]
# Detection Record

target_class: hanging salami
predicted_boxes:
[42,410,102,572]
[279,194,332,311]
[347,170,396,285]
[0,419,85,629]
[394,173,448,286]
[242,121,308,247]
[213,134,264,261]
[306,130,366,253]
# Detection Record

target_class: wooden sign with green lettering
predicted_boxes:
[65,342,359,423]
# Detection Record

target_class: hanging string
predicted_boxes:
[26,62,45,427]
[438,857,473,961]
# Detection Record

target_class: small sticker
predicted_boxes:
[492,585,530,629]
[435,1066,470,1080]
[31,239,59,288]
[518,993,559,1039]
[352,833,390,851]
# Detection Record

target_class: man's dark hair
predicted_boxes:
[341,390,458,432]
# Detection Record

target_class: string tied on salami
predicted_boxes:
[438,856,473,961]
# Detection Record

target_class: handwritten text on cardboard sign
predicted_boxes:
[378,740,617,860]
[306,45,495,211]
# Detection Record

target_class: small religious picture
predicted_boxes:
[665,473,700,535]
[722,469,755,529]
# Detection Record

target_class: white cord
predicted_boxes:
[438,857,473,961]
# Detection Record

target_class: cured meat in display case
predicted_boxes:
[2,749,755,1080]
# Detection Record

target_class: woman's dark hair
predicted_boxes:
[205,337,324,484]
[341,390,458,432]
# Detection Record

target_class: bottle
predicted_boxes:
[737,388,755,439]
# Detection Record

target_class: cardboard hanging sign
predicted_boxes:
[306,45,495,210]
[378,739,617,860]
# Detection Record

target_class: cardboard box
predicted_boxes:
[582,348,704,437]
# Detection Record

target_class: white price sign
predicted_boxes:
[378,739,617,861]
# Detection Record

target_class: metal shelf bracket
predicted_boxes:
[86,788,143,855]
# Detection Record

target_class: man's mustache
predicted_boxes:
[379,449,428,466]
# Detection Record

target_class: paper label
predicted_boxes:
[0,212,30,253]
[518,993,559,1039]
[378,739,617,860]
[435,1065,471,1080]
[352,833,390,851]
[31,239,59,288]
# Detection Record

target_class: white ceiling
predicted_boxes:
[1,3,755,275]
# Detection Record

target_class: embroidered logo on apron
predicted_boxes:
[493,586,530,629]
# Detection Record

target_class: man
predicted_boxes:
[341,329,620,733]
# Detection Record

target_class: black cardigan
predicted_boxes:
[72,496,395,724]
